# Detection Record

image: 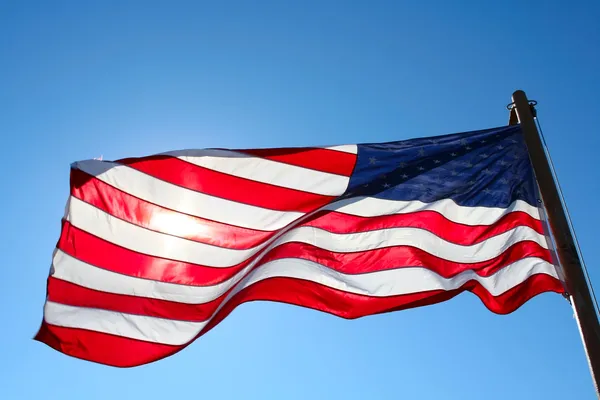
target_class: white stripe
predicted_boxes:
[74,160,537,231]
[66,197,256,267]
[53,214,545,304]
[326,197,541,225]
[46,257,558,345]
[161,149,351,195]
[43,301,203,346]
[236,256,558,299]
[324,144,357,154]
[53,246,555,305]
[276,224,549,259]
[67,196,548,268]
[73,160,303,231]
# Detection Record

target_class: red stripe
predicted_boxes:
[261,240,553,277]
[58,221,242,286]
[70,167,543,251]
[48,238,553,324]
[238,147,356,176]
[37,274,564,367]
[116,155,335,212]
[305,209,544,245]
[200,274,565,342]
[71,167,542,250]
[71,169,273,249]
[58,219,551,287]
[35,321,182,368]
[47,277,217,322]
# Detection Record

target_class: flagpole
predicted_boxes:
[510,89,600,397]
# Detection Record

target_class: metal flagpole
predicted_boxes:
[510,89,600,397]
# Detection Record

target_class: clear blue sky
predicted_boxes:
[2,1,600,399]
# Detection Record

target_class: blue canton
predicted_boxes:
[344,125,538,208]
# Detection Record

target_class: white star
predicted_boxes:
[418,166,425,171]
[468,180,476,186]
[465,146,472,150]
[500,178,509,184]
[460,139,468,145]
[499,160,509,166]
[451,152,458,156]
[496,145,504,150]
[479,153,489,158]
[418,149,426,156]
[434,159,441,164]
[369,157,377,165]
[401,174,409,179]
[462,161,473,168]
[383,183,391,188]
[483,188,492,194]
[483,168,493,174]
[480,140,486,143]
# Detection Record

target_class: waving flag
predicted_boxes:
[35,124,565,367]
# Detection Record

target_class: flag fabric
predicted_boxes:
[36,125,565,367]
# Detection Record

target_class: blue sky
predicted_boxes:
[2,1,600,399]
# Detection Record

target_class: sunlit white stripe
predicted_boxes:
[326,197,541,225]
[66,196,548,268]
[66,197,256,267]
[162,149,351,195]
[73,160,303,231]
[46,257,558,345]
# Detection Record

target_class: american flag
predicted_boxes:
[36,125,565,367]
